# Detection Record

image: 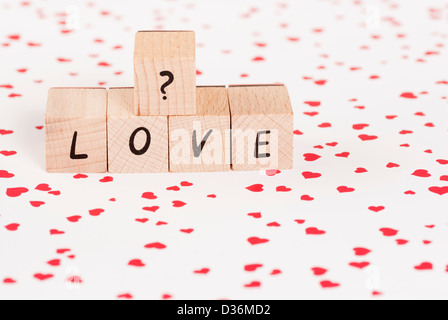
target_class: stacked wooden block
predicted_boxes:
[46,31,293,173]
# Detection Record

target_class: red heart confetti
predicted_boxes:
[6,187,29,197]
[247,237,269,245]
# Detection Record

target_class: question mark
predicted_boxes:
[160,71,174,100]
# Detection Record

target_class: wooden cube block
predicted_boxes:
[134,31,196,116]
[228,85,293,171]
[45,88,107,173]
[108,88,168,173]
[169,86,230,172]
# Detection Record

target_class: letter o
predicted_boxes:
[129,127,151,155]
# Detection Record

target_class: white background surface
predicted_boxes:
[0,0,448,299]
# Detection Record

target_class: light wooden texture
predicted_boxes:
[228,85,293,171]
[169,86,230,172]
[134,31,196,116]
[108,87,168,173]
[46,88,107,173]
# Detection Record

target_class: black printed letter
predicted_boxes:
[255,130,271,158]
[192,129,213,157]
[129,127,151,155]
[70,131,88,160]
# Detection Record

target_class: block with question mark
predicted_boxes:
[134,31,196,116]
[107,88,169,173]
[169,86,231,172]
[228,85,293,171]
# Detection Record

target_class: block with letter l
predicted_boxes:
[228,85,293,171]
[45,88,107,173]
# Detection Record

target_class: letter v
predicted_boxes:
[192,129,213,158]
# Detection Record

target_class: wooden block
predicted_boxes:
[228,85,293,171]
[108,88,168,173]
[45,88,107,173]
[134,31,196,116]
[169,86,230,172]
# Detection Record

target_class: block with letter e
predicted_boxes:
[228,85,293,171]
[45,88,107,173]
[134,31,196,116]
[169,86,230,172]
[108,88,168,173]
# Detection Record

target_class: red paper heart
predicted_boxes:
[303,153,321,161]
[400,92,417,99]
[143,206,160,212]
[335,152,350,158]
[99,176,113,183]
[358,134,378,141]
[246,184,264,192]
[128,259,145,267]
[428,186,448,195]
[194,268,210,274]
[306,227,326,235]
[386,162,400,168]
[304,101,321,107]
[245,264,263,272]
[320,280,340,288]
[247,237,269,245]
[244,281,261,288]
[3,278,16,284]
[414,262,432,271]
[117,293,133,299]
[352,123,369,130]
[34,273,53,281]
[349,262,370,269]
[50,229,65,235]
[0,150,16,156]
[30,201,45,208]
[337,186,355,193]
[266,169,281,176]
[301,195,314,201]
[35,183,51,191]
[353,248,371,256]
[276,186,291,192]
[6,187,29,197]
[0,129,14,135]
[311,267,327,276]
[0,170,14,178]
[368,206,385,212]
[5,223,20,231]
[379,228,398,237]
[89,208,104,216]
[267,222,281,227]
[67,215,82,222]
[144,242,166,249]
[47,259,61,266]
[73,174,88,179]
[172,201,186,207]
[247,212,262,219]
[142,192,157,200]
[302,171,321,179]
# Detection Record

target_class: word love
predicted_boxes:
[45,85,293,173]
[46,31,293,173]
